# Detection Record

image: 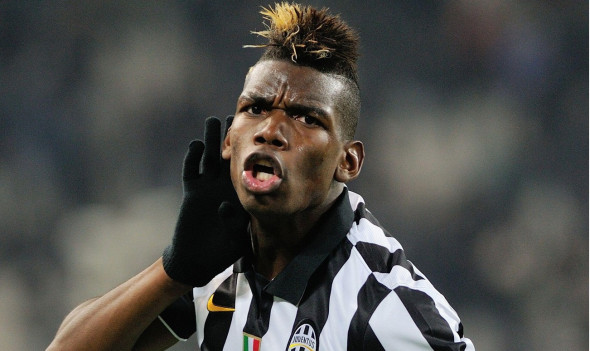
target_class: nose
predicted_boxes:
[253,110,289,149]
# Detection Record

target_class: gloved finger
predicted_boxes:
[202,116,222,174]
[224,115,234,138]
[183,140,204,180]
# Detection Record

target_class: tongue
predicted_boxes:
[256,171,273,181]
[243,170,281,193]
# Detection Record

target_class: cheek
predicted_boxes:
[297,144,339,180]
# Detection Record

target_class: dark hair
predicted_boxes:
[245,3,361,139]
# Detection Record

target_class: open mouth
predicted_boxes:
[242,153,283,193]
[245,153,283,178]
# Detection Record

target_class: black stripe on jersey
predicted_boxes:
[201,273,238,351]
[355,241,424,280]
[286,239,354,350]
[353,202,393,237]
[242,270,274,339]
[395,286,467,351]
[364,324,386,351]
[458,321,464,338]
[347,274,390,351]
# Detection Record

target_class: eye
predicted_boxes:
[294,114,323,127]
[246,104,265,115]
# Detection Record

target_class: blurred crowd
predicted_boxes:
[0,1,587,350]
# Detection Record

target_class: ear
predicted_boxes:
[334,140,364,183]
[221,127,232,160]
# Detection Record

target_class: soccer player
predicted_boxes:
[47,3,474,350]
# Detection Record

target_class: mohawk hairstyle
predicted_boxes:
[245,2,360,86]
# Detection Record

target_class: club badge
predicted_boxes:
[287,319,318,351]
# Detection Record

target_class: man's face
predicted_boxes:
[222,60,349,218]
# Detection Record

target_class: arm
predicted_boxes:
[48,117,249,350]
[47,258,191,351]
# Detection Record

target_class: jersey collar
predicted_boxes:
[234,188,354,305]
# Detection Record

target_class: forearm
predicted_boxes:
[47,258,192,351]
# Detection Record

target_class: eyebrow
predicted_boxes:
[237,94,272,106]
[283,102,329,119]
[237,91,333,126]
[239,92,329,113]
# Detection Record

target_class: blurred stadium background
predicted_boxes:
[0,1,587,350]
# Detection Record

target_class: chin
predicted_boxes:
[241,195,293,218]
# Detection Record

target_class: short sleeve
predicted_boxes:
[158,291,196,341]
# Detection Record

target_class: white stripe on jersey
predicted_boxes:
[320,245,372,350]
[193,265,234,349]
[262,299,298,350]
[374,267,466,344]
[222,273,252,351]
[348,216,404,253]
[369,291,432,349]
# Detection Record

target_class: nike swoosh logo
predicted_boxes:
[207,294,235,312]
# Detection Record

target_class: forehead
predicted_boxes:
[242,60,346,108]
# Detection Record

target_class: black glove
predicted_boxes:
[162,116,250,287]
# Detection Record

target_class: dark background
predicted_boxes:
[1,1,587,350]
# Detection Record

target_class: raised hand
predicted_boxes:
[162,116,250,287]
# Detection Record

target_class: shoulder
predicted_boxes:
[346,191,417,280]
[344,191,475,350]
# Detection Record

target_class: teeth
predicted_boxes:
[250,158,276,182]
[256,172,273,181]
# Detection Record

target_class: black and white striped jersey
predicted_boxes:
[160,189,475,350]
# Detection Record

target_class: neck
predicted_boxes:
[250,185,344,279]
